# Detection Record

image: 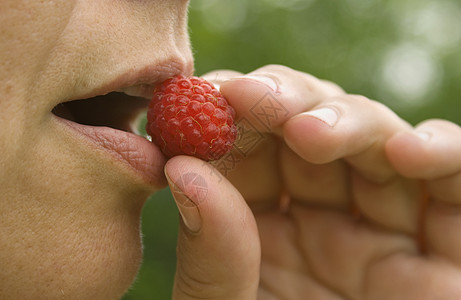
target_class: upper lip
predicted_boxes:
[77,58,194,101]
[112,59,194,99]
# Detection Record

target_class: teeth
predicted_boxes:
[118,87,137,97]
[119,84,155,99]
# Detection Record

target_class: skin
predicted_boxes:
[2,2,461,300]
[167,66,461,299]
[0,0,193,298]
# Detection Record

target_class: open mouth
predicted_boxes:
[48,58,193,187]
[52,92,150,136]
[51,89,170,187]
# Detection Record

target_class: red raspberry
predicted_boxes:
[146,75,238,161]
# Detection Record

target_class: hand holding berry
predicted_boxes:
[165,65,461,299]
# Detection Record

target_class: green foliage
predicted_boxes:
[124,1,461,298]
[189,0,461,125]
[123,189,178,300]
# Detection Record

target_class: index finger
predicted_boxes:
[219,64,344,133]
[208,65,345,210]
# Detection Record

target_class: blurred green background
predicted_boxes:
[123,0,461,298]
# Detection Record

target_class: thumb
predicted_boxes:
[164,156,260,300]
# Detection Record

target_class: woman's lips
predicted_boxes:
[49,59,193,188]
[56,116,167,188]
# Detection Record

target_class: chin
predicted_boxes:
[44,190,151,299]
[0,223,145,299]
[0,174,151,299]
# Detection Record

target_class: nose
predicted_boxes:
[84,0,194,78]
[120,0,194,74]
[115,0,193,57]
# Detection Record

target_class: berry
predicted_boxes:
[146,75,238,161]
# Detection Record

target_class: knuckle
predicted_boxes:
[254,64,293,73]
[175,267,218,299]
[341,94,402,120]
[417,118,461,132]
[320,79,345,96]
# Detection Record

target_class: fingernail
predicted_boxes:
[301,107,339,127]
[234,74,278,92]
[212,82,221,90]
[165,172,202,233]
[415,131,431,142]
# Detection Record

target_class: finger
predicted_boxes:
[283,95,411,182]
[365,254,461,299]
[386,120,461,265]
[291,206,416,299]
[425,201,461,269]
[386,119,461,204]
[351,173,422,235]
[282,95,420,235]
[220,64,344,133]
[165,156,260,300]
[280,143,351,210]
[281,139,421,235]
[386,119,461,182]
[215,135,284,211]
[210,65,344,205]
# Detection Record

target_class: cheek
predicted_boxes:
[0,1,75,89]
[0,123,150,298]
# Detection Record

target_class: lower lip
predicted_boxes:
[55,117,167,188]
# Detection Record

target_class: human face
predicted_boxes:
[0,0,193,298]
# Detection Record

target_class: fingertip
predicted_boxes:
[386,131,433,178]
[164,155,255,233]
[164,155,216,209]
[387,119,461,180]
[219,65,345,134]
[283,110,341,164]
[168,156,261,298]
[220,75,285,132]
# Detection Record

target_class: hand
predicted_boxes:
[164,65,461,299]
